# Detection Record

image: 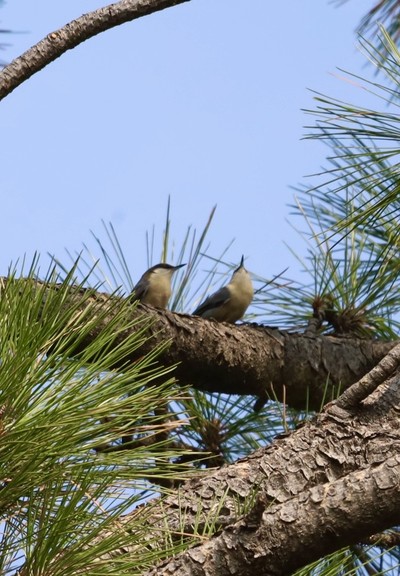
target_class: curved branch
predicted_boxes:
[0,0,190,101]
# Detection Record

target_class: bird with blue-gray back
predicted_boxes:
[193,256,253,323]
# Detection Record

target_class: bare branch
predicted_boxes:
[334,342,400,409]
[0,0,191,100]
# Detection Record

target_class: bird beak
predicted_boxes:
[174,263,186,269]
[240,255,245,267]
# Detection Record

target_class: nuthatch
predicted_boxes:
[131,263,185,309]
[193,256,253,323]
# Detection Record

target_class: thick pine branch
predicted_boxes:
[0,0,190,100]
[34,281,394,410]
[2,279,399,574]
[94,371,400,575]
[146,458,400,576]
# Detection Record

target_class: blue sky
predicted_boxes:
[0,0,380,307]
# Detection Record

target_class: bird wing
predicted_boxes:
[130,277,148,302]
[193,286,231,316]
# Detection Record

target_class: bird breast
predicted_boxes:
[142,274,172,308]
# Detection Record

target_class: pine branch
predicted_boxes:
[0,0,190,101]
[145,457,400,576]
[91,369,400,575]
[10,277,395,411]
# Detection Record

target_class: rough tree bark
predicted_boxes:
[10,278,400,572]
[3,2,399,572]
[106,368,400,575]
[0,0,191,100]
[21,279,396,410]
